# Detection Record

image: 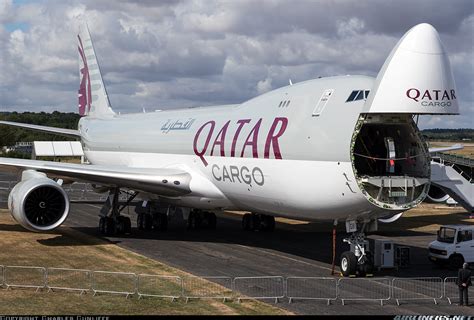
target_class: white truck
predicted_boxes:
[428,225,474,268]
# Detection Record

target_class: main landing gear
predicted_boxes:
[98,188,137,236]
[340,221,374,277]
[242,213,275,232]
[187,209,217,230]
[136,201,169,232]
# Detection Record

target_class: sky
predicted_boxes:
[0,0,473,129]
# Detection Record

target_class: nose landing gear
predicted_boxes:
[340,221,375,277]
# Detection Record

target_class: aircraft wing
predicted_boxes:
[0,121,81,138]
[428,144,463,154]
[0,158,191,197]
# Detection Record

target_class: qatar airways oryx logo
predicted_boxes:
[193,117,288,166]
[406,88,456,107]
[77,35,92,116]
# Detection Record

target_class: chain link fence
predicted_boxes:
[0,264,467,306]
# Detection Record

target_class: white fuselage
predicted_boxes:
[79,76,389,221]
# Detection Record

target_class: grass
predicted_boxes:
[384,202,473,233]
[428,140,474,158]
[0,209,290,315]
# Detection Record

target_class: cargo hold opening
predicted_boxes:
[351,114,430,210]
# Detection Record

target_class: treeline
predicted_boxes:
[421,128,474,141]
[0,111,80,149]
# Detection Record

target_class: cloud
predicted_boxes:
[0,0,472,129]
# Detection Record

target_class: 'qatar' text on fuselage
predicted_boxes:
[193,117,288,166]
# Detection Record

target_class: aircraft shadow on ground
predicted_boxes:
[0,223,62,235]
[36,234,119,246]
[65,213,461,278]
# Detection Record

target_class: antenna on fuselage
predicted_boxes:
[289,79,293,86]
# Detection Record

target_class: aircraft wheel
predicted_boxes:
[262,215,275,232]
[123,216,132,234]
[153,213,168,231]
[137,213,144,230]
[340,251,357,277]
[242,214,251,231]
[98,217,106,234]
[159,213,168,231]
[249,214,261,231]
[144,214,153,231]
[104,217,116,236]
[207,212,217,229]
[187,211,201,230]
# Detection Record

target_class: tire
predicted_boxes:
[340,251,357,277]
[116,216,126,234]
[187,211,194,230]
[104,217,116,236]
[207,212,217,229]
[364,252,374,275]
[159,213,168,231]
[262,215,275,232]
[188,211,201,230]
[98,217,106,234]
[144,214,153,231]
[153,213,168,232]
[449,254,464,269]
[242,214,251,231]
[123,217,132,234]
[250,214,261,231]
[137,213,144,230]
[358,262,373,277]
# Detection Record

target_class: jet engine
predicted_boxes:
[8,171,69,232]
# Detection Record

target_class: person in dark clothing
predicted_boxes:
[458,262,472,306]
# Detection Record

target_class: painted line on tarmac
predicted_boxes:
[86,204,102,209]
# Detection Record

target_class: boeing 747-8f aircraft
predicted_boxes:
[0,23,460,276]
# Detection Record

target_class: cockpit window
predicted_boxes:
[346,90,370,102]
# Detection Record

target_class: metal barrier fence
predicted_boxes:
[4,266,46,291]
[234,276,285,303]
[0,264,470,306]
[337,278,391,306]
[392,277,443,305]
[46,268,91,294]
[91,271,137,298]
[444,276,474,305]
[0,265,4,287]
[182,276,233,302]
[137,274,182,301]
[286,277,337,305]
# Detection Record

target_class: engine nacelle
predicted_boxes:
[426,185,450,203]
[8,171,69,232]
